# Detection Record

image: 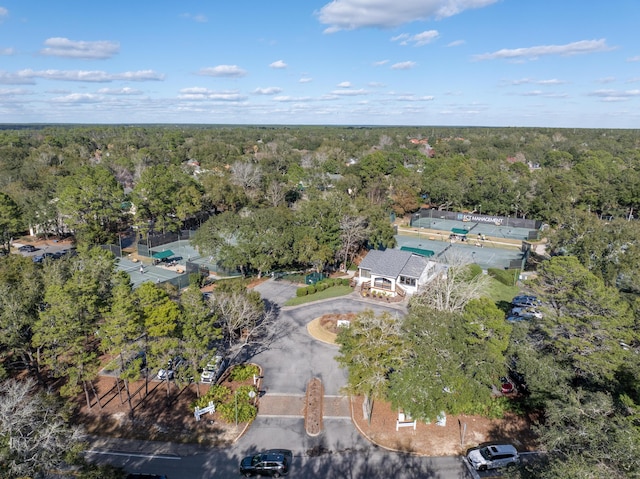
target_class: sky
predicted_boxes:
[0,1,639,128]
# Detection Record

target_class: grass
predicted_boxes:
[284,285,354,306]
[485,276,520,303]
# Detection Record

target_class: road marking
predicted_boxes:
[86,450,181,460]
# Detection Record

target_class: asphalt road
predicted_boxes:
[87,279,476,479]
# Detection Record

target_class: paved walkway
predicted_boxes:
[258,394,351,418]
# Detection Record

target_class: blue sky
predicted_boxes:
[1,1,639,127]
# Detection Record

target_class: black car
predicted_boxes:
[18,244,37,253]
[240,449,292,477]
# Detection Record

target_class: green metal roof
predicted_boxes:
[152,250,174,259]
[400,246,435,257]
[451,228,469,235]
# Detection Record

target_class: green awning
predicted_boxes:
[451,228,469,235]
[400,246,435,257]
[152,250,174,259]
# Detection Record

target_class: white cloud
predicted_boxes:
[0,88,29,96]
[588,89,640,101]
[509,78,566,86]
[180,13,208,23]
[337,81,352,88]
[373,60,389,66]
[97,87,143,95]
[474,39,614,61]
[317,0,498,32]
[253,86,283,95]
[51,93,102,103]
[0,47,15,55]
[391,61,417,70]
[299,77,313,83]
[447,40,465,47]
[178,87,246,101]
[368,81,386,88]
[40,38,120,59]
[392,94,435,101]
[330,88,368,96]
[597,77,616,84]
[0,7,7,21]
[269,60,287,69]
[627,56,640,62]
[197,65,247,78]
[274,95,312,102]
[5,69,164,83]
[392,30,439,46]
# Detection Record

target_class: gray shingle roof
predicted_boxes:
[359,249,428,279]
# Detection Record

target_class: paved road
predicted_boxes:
[87,279,474,478]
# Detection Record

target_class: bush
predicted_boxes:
[341,278,351,286]
[307,285,316,294]
[230,364,260,381]
[193,384,231,409]
[296,287,308,297]
[488,268,519,286]
[217,399,257,424]
[468,263,483,278]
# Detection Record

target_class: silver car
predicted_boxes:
[466,443,519,471]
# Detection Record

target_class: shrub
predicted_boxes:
[230,364,260,381]
[193,384,231,409]
[296,287,308,297]
[217,399,257,424]
[307,285,316,294]
[341,278,351,286]
[488,268,519,286]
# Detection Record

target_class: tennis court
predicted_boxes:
[395,234,523,271]
[412,217,535,241]
[116,257,187,289]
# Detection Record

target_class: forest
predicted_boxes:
[0,124,640,478]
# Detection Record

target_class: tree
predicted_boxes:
[180,286,222,396]
[0,192,22,252]
[388,305,503,422]
[210,287,273,361]
[0,378,85,478]
[136,282,181,397]
[531,255,635,385]
[100,271,144,412]
[0,255,42,373]
[56,165,124,245]
[410,251,489,313]
[337,215,367,271]
[131,164,204,234]
[528,389,640,478]
[335,310,407,421]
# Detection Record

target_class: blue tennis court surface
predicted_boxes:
[395,234,523,270]
[412,217,534,241]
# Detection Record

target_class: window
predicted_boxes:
[399,276,416,287]
[373,277,393,290]
[360,269,371,279]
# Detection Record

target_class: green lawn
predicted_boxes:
[485,277,520,304]
[284,285,354,306]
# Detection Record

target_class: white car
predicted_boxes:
[510,307,542,319]
[200,355,227,383]
[467,443,519,471]
[157,356,184,381]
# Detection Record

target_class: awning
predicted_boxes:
[400,246,434,257]
[152,250,174,260]
[451,228,469,235]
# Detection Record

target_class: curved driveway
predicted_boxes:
[88,280,474,478]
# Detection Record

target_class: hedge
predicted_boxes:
[488,268,519,286]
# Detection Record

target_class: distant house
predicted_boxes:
[354,249,440,298]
